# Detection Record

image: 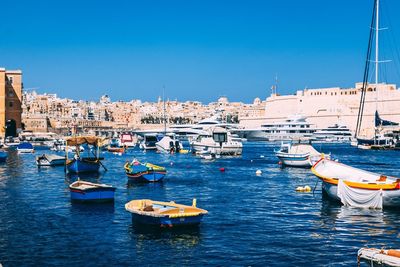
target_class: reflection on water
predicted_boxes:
[2,143,400,266]
[129,223,201,248]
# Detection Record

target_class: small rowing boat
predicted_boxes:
[275,142,327,167]
[36,154,65,166]
[358,248,400,266]
[125,199,207,227]
[69,180,116,202]
[312,158,400,208]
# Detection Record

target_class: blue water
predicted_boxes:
[1,143,400,266]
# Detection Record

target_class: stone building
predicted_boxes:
[0,68,23,137]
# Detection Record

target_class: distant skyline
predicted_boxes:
[2,0,400,103]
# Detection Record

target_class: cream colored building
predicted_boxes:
[240,82,400,136]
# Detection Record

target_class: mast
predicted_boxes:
[163,85,166,134]
[375,0,379,85]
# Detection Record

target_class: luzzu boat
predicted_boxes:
[124,159,166,182]
[275,142,327,167]
[125,199,207,227]
[69,180,116,202]
[311,158,400,208]
[65,136,105,174]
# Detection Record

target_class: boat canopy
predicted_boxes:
[66,136,103,146]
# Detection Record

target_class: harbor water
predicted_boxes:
[1,143,400,266]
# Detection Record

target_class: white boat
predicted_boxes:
[358,248,400,267]
[36,154,66,166]
[242,115,316,141]
[17,142,34,153]
[155,134,183,153]
[139,134,159,150]
[311,158,400,208]
[312,124,352,143]
[275,142,327,167]
[190,127,242,156]
[120,133,136,148]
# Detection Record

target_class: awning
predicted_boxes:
[65,136,103,146]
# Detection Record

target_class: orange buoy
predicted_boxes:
[219,167,225,172]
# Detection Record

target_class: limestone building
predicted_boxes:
[0,68,23,137]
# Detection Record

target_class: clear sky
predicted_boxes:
[1,0,400,103]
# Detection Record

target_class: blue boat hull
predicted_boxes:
[0,152,7,162]
[67,159,100,173]
[126,171,166,182]
[70,188,115,202]
[131,213,204,227]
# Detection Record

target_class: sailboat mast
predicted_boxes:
[163,86,166,134]
[375,0,379,85]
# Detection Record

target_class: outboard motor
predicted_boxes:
[175,141,181,152]
[169,141,175,153]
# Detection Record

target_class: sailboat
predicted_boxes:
[355,0,399,149]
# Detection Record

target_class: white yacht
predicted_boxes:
[312,124,353,142]
[155,134,183,153]
[190,127,243,156]
[243,115,316,141]
[139,134,160,150]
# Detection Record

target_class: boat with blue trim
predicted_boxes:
[124,159,166,182]
[275,141,328,167]
[16,142,34,153]
[125,199,207,227]
[69,180,116,202]
[36,154,65,167]
[65,136,105,174]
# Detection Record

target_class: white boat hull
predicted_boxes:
[191,143,242,155]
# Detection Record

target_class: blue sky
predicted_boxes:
[1,0,400,103]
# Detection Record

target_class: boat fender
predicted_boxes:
[256,170,262,175]
[386,250,400,258]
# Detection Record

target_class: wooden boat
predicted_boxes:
[124,159,166,182]
[65,136,105,174]
[69,180,116,202]
[17,142,34,153]
[358,248,400,266]
[125,199,207,227]
[275,142,327,167]
[0,150,7,162]
[36,154,65,166]
[107,138,125,153]
[311,158,400,208]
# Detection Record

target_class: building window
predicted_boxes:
[9,101,13,107]
[8,77,13,85]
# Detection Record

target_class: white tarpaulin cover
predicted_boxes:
[337,179,383,209]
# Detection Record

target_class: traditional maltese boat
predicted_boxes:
[69,180,116,202]
[125,199,207,227]
[124,159,166,182]
[275,142,328,167]
[65,136,105,174]
[358,248,400,266]
[311,158,400,208]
